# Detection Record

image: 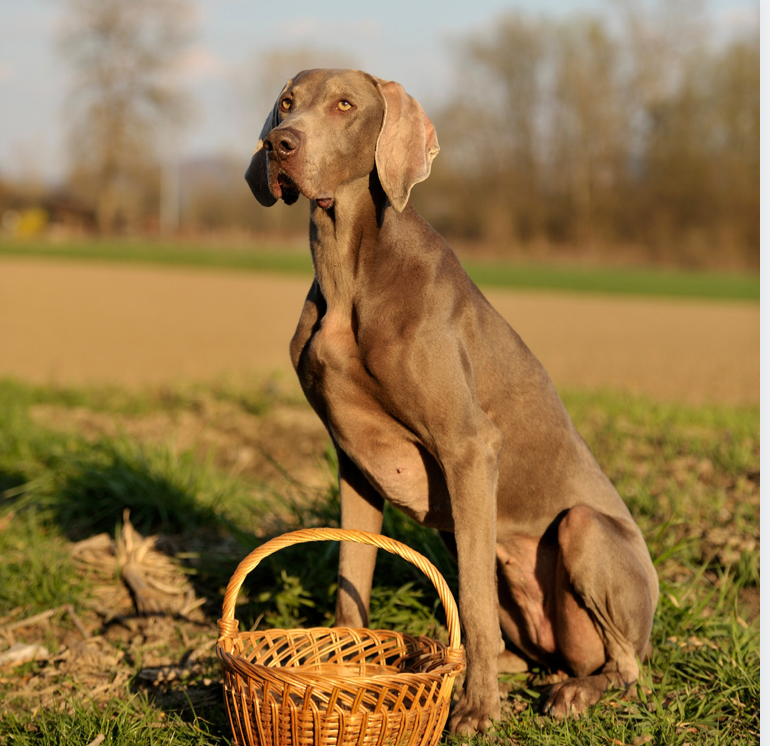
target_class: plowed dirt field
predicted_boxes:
[0,257,759,406]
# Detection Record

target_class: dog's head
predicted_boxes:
[245,69,439,213]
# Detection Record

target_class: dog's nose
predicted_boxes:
[265,128,301,158]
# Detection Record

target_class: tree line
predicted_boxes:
[418,7,758,268]
[1,0,758,270]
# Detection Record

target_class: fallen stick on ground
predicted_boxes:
[65,604,90,639]
[0,642,50,668]
[2,609,56,632]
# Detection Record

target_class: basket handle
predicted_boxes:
[217,527,462,651]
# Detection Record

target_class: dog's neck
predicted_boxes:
[308,173,389,308]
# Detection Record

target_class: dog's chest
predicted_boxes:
[302,311,359,384]
[295,309,372,424]
[296,309,452,529]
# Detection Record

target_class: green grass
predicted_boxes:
[0,237,313,276]
[0,378,759,744]
[0,509,88,614]
[462,260,760,301]
[0,694,230,745]
[0,237,759,301]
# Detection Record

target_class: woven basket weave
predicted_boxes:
[217,528,465,746]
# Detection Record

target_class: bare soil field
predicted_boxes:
[0,257,759,406]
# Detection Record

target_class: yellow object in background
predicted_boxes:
[2,207,48,237]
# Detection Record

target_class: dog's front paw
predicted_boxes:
[449,689,501,735]
[543,677,604,720]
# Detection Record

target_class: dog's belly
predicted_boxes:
[297,312,453,530]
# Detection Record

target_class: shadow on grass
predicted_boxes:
[43,434,460,636]
[50,439,224,540]
[0,468,28,496]
[26,435,344,630]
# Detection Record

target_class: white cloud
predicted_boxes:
[174,44,228,80]
[0,64,14,83]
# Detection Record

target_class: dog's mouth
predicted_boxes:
[274,171,301,206]
[271,168,333,210]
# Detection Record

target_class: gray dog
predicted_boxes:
[245,68,658,735]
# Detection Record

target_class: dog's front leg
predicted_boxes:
[335,448,385,628]
[445,432,503,735]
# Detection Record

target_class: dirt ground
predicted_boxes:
[0,257,759,406]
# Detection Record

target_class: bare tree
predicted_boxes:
[431,16,548,245]
[59,0,194,233]
[549,17,628,245]
[424,3,758,268]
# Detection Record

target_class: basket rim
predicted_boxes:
[218,647,465,681]
[216,624,466,681]
[217,624,452,641]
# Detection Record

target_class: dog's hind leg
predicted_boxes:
[543,504,658,719]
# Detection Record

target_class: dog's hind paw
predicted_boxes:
[543,676,606,720]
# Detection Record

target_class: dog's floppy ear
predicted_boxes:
[374,79,439,213]
[245,79,292,207]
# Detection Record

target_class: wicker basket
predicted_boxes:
[217,528,466,746]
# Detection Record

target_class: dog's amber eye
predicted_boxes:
[280,98,292,111]
[337,100,352,111]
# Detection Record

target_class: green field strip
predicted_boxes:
[0,240,759,301]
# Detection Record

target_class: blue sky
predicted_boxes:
[0,0,759,184]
